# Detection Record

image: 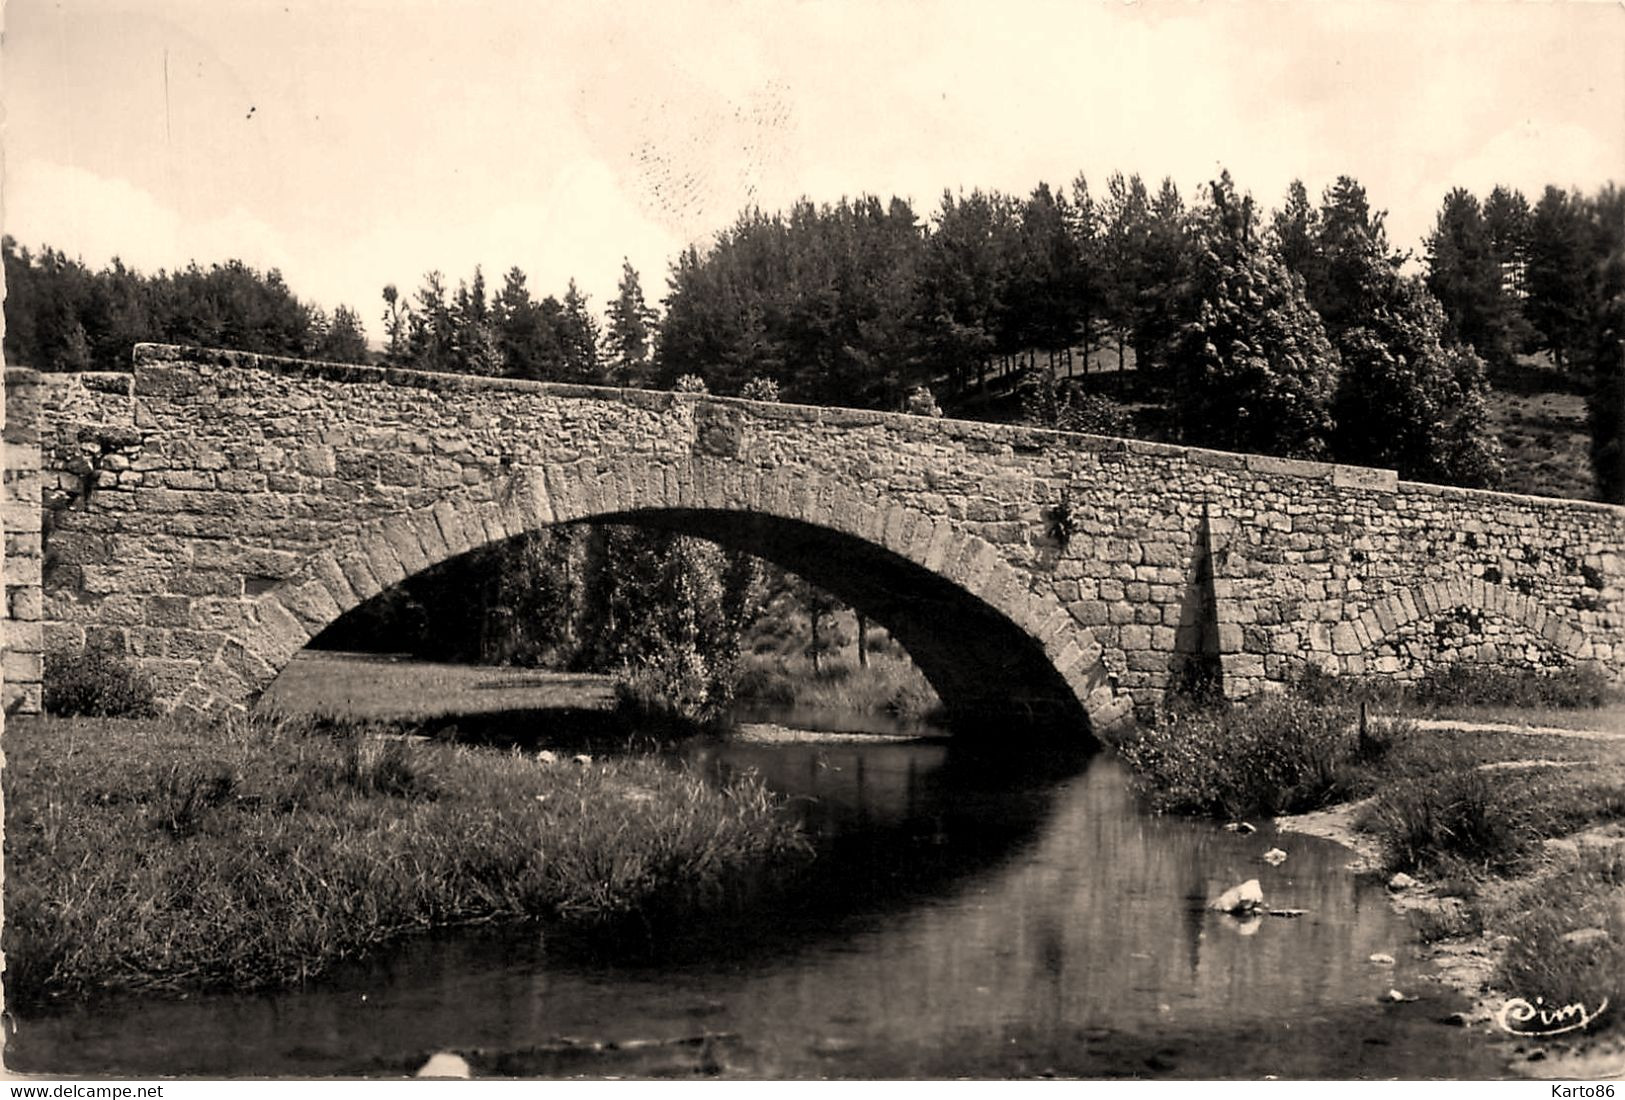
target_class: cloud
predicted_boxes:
[6,158,296,277]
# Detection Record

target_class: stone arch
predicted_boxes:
[181,456,1128,738]
[1336,574,1591,677]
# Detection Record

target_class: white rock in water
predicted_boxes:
[416,1052,472,1079]
[1223,822,1257,834]
[1380,989,1416,1004]
[1369,952,1395,965]
[1387,872,1419,891]
[1261,848,1288,865]
[1209,878,1264,913]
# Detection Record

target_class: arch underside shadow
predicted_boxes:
[200,460,1129,740]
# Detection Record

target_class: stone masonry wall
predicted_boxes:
[6,344,1622,732]
[3,369,47,713]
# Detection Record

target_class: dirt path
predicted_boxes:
[1409,717,1625,741]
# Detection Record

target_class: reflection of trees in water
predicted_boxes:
[555,736,1098,969]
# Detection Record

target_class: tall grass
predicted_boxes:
[1115,695,1370,818]
[735,651,941,721]
[1408,663,1617,710]
[1492,848,1625,1034]
[2,715,810,1006]
[1358,752,1625,876]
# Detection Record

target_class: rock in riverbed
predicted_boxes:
[1210,879,1264,914]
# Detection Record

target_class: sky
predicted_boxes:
[3,0,1622,333]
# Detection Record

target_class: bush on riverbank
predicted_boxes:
[1359,766,1532,875]
[1357,748,1625,876]
[2,714,811,1007]
[734,651,941,721]
[1115,695,1369,818]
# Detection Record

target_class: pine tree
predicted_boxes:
[1171,174,1339,458]
[603,259,657,387]
[560,279,602,384]
[1426,187,1513,365]
[1526,185,1594,377]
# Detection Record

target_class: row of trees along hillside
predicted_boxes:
[5,174,1620,500]
[1,238,370,371]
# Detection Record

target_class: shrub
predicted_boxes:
[739,376,780,403]
[1410,662,1616,709]
[333,728,439,800]
[1117,695,1357,818]
[733,660,797,705]
[1359,765,1531,874]
[154,761,237,838]
[612,649,728,736]
[44,645,159,718]
[904,386,943,418]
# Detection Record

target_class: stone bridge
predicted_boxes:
[4,343,1623,738]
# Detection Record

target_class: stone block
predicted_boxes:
[1331,464,1398,492]
[922,520,957,573]
[379,518,429,574]
[3,648,42,683]
[365,538,408,589]
[1269,631,1301,655]
[144,594,192,627]
[1068,600,1108,626]
[432,499,472,556]
[280,579,343,630]
[311,552,360,610]
[1245,453,1331,480]
[413,509,452,564]
[1332,622,1360,655]
[8,584,43,621]
[248,594,313,663]
[339,552,384,603]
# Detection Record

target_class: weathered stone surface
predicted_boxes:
[5,345,1623,728]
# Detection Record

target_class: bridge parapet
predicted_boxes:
[4,344,1621,729]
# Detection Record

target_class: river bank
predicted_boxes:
[1,711,811,1008]
[1272,715,1625,1078]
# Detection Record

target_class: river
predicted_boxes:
[6,705,1510,1078]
